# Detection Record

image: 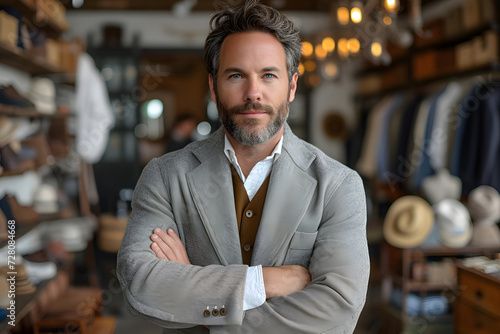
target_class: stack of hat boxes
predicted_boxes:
[0,1,116,333]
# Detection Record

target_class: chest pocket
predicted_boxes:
[283,231,318,268]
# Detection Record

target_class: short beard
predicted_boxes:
[217,100,289,146]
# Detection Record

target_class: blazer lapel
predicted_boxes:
[186,130,243,265]
[251,126,318,267]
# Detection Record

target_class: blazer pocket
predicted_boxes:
[289,231,318,249]
[283,231,318,267]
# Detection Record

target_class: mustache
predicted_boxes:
[228,102,274,115]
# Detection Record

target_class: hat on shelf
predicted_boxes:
[467,185,500,224]
[33,183,59,215]
[468,185,500,247]
[433,199,472,248]
[27,77,57,115]
[42,217,96,253]
[0,115,19,148]
[421,169,462,205]
[383,196,434,249]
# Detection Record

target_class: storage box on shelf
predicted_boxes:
[380,242,500,333]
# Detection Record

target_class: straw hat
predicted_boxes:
[433,199,472,248]
[384,196,434,248]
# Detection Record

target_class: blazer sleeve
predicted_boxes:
[212,170,370,334]
[116,158,249,328]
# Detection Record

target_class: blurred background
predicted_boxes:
[1,0,500,333]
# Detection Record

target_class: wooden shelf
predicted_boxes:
[0,0,68,38]
[391,275,455,291]
[0,221,39,249]
[405,245,500,257]
[0,103,59,118]
[355,62,500,100]
[0,41,65,75]
[414,22,499,53]
[0,270,70,334]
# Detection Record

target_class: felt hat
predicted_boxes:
[433,199,472,248]
[467,185,500,224]
[384,196,434,248]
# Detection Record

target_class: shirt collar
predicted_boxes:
[224,134,283,165]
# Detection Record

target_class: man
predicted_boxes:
[117,1,369,333]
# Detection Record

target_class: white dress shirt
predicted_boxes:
[223,134,283,310]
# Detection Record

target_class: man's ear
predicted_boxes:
[209,75,217,103]
[289,72,299,102]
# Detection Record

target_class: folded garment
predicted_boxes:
[390,289,449,316]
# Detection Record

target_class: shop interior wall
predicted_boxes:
[64,10,356,162]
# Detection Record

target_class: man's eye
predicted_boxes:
[230,74,242,79]
[264,74,276,79]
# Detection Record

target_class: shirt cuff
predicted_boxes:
[242,265,266,311]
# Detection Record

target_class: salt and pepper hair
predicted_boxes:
[203,0,302,93]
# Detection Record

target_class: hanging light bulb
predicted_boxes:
[302,41,313,57]
[384,0,400,13]
[315,44,327,60]
[371,41,382,57]
[338,38,349,58]
[348,38,360,54]
[337,6,350,25]
[350,1,363,24]
[322,37,335,53]
[383,15,393,25]
[322,61,339,80]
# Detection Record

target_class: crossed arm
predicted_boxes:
[150,228,312,299]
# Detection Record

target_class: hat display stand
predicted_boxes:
[421,169,462,205]
[468,185,500,247]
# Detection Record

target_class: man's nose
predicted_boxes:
[244,77,262,102]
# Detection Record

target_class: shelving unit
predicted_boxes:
[0,102,59,118]
[0,3,105,332]
[0,0,68,38]
[356,0,500,100]
[0,41,64,75]
[380,242,500,333]
[0,271,68,334]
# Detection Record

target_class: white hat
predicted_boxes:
[383,196,434,248]
[433,199,472,248]
[27,77,56,115]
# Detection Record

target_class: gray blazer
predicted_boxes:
[117,124,370,334]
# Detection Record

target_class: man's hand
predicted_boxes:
[262,265,311,299]
[150,228,191,264]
